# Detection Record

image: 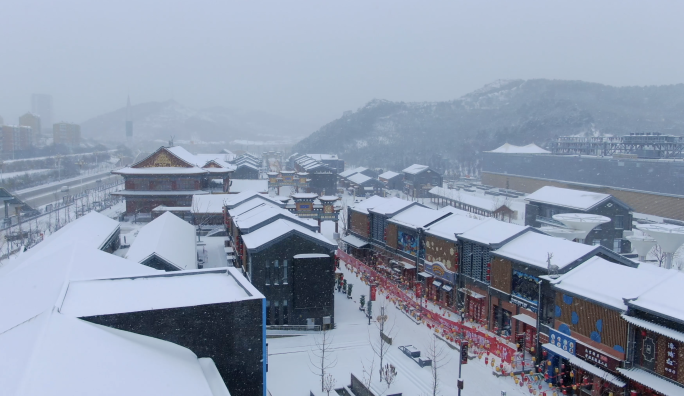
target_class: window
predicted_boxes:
[282,260,288,284]
[274,260,279,285]
[613,239,622,253]
[614,215,624,229]
[178,179,196,190]
[274,301,280,325]
[266,300,271,325]
[592,239,601,246]
[265,262,270,285]
[282,300,288,324]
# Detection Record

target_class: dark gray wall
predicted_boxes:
[250,233,335,326]
[81,300,264,396]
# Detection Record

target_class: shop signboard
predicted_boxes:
[549,329,576,355]
[575,343,620,372]
[370,284,377,301]
[665,341,679,380]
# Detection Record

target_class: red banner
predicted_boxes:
[370,284,377,301]
[337,249,516,362]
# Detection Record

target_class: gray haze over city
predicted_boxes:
[3,0,684,129]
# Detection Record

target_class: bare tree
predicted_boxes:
[360,355,376,389]
[309,328,337,393]
[651,244,669,268]
[192,200,220,242]
[424,335,450,396]
[368,299,397,382]
[322,373,336,396]
[380,363,398,389]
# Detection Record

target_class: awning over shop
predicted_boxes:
[543,344,626,387]
[512,314,537,328]
[432,281,443,288]
[442,285,453,292]
[341,234,369,249]
[401,262,416,270]
[617,367,684,396]
[417,272,433,278]
[621,314,684,343]
[458,288,485,299]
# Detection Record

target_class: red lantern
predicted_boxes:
[641,330,647,337]
[485,357,489,365]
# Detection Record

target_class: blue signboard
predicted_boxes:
[549,329,576,355]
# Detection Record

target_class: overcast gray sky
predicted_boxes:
[2,1,684,130]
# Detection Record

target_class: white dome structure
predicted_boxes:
[636,224,684,269]
[626,235,657,261]
[552,213,611,240]
[539,227,586,241]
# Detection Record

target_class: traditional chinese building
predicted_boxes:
[112,146,234,214]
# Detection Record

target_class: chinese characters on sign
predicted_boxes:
[665,341,678,380]
[575,343,619,372]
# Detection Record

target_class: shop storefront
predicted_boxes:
[543,330,626,396]
[459,287,486,324]
[512,313,537,351]
[423,261,456,306]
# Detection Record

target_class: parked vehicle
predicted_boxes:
[60,186,69,192]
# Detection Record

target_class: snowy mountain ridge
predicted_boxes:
[294,79,684,172]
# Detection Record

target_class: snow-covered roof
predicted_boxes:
[628,271,684,324]
[621,314,684,344]
[126,212,197,270]
[339,167,367,178]
[222,190,285,209]
[349,195,388,214]
[60,269,262,317]
[0,310,229,396]
[430,186,510,212]
[389,206,455,230]
[551,257,671,310]
[233,203,317,233]
[0,245,159,335]
[113,167,209,175]
[346,173,373,185]
[113,190,209,196]
[378,171,401,180]
[306,154,338,161]
[458,218,530,246]
[487,143,550,154]
[493,231,597,269]
[235,162,260,171]
[0,212,122,280]
[367,197,416,216]
[424,211,485,241]
[525,186,614,211]
[167,146,204,166]
[617,367,684,396]
[402,164,430,175]
[241,219,336,252]
[230,179,268,194]
[291,193,318,199]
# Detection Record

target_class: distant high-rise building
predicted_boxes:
[1,125,32,156]
[19,112,41,137]
[31,94,53,133]
[53,122,80,147]
[126,96,133,140]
